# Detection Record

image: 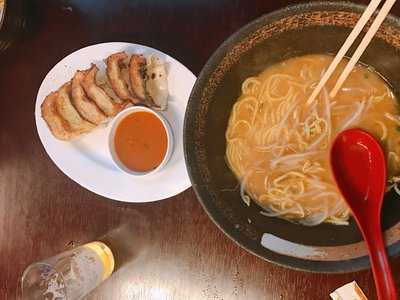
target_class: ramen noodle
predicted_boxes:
[225,54,399,226]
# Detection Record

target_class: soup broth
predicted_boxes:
[225,54,399,226]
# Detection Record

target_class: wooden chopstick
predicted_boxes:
[329,0,397,98]
[306,0,394,105]
[306,0,382,105]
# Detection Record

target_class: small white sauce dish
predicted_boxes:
[108,106,174,176]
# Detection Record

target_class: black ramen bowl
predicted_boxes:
[184,1,400,273]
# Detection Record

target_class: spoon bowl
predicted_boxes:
[331,128,397,300]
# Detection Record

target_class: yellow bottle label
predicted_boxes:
[83,241,115,280]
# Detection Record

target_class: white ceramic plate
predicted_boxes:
[35,42,196,202]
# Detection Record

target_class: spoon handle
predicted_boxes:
[363,222,397,300]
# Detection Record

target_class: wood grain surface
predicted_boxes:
[1,0,400,299]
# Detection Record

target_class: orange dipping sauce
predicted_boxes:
[114,111,168,172]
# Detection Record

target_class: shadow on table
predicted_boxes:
[99,222,149,270]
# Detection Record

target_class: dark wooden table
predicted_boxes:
[1,0,400,299]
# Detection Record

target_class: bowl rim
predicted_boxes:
[184,0,400,273]
[109,106,174,177]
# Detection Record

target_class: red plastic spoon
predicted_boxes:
[331,128,397,300]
